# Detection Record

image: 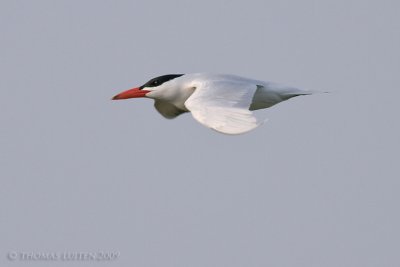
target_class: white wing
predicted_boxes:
[184,81,263,135]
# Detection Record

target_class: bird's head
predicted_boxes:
[112,74,184,100]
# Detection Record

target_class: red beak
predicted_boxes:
[112,87,150,100]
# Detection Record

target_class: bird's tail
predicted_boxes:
[278,86,329,100]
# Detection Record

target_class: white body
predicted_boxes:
[144,73,311,134]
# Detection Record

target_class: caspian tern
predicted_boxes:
[112,73,313,134]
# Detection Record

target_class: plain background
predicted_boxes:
[1,0,399,266]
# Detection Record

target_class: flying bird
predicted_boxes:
[112,73,313,134]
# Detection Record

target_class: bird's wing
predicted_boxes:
[154,100,187,119]
[184,81,262,134]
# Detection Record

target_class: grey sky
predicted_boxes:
[1,0,399,266]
